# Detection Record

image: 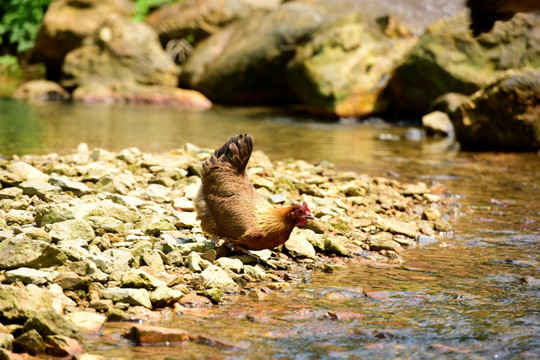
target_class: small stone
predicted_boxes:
[5,267,57,285]
[269,193,287,204]
[136,213,176,236]
[35,203,76,226]
[174,211,198,229]
[5,209,34,225]
[0,333,14,350]
[13,329,46,355]
[178,292,212,307]
[7,162,49,183]
[324,235,352,256]
[422,111,455,137]
[284,231,317,259]
[23,309,81,340]
[0,238,67,270]
[144,184,171,203]
[424,193,441,203]
[201,288,225,304]
[88,216,125,235]
[101,287,152,309]
[215,257,244,274]
[89,299,114,312]
[172,197,195,211]
[195,265,239,293]
[49,176,91,196]
[94,175,129,194]
[44,335,83,357]
[418,235,438,245]
[400,182,429,195]
[376,217,418,238]
[253,177,274,190]
[65,312,107,333]
[243,265,267,281]
[119,269,166,290]
[0,187,23,200]
[325,310,366,321]
[123,324,190,346]
[150,286,185,307]
[23,227,52,242]
[19,181,61,198]
[186,251,203,272]
[422,208,441,221]
[48,219,96,242]
[368,232,403,253]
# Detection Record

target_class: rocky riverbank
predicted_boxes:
[0,143,456,358]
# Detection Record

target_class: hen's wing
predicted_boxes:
[197,134,269,239]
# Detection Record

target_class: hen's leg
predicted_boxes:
[225,241,272,268]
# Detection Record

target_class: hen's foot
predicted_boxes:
[225,243,272,268]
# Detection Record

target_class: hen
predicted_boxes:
[194,134,313,251]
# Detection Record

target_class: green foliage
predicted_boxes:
[133,0,178,22]
[0,0,52,54]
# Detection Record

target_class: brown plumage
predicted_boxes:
[467,0,540,36]
[194,134,313,251]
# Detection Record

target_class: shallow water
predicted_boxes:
[1,98,539,359]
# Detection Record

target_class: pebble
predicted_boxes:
[0,144,457,359]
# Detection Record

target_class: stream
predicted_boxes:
[1,98,539,359]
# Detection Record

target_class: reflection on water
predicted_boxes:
[0,98,457,173]
[2,99,539,359]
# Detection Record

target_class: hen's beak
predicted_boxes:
[306,215,314,220]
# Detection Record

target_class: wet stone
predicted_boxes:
[45,335,83,357]
[150,286,185,307]
[418,235,438,245]
[65,312,106,333]
[178,292,212,308]
[123,324,190,346]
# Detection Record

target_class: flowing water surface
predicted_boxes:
[1,98,539,359]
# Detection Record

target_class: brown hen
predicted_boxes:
[194,134,313,251]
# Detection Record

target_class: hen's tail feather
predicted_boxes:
[204,134,254,174]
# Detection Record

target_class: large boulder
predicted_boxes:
[452,69,540,151]
[61,15,211,107]
[32,0,135,79]
[62,15,178,89]
[386,12,540,114]
[146,0,282,48]
[287,16,417,118]
[180,1,325,104]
